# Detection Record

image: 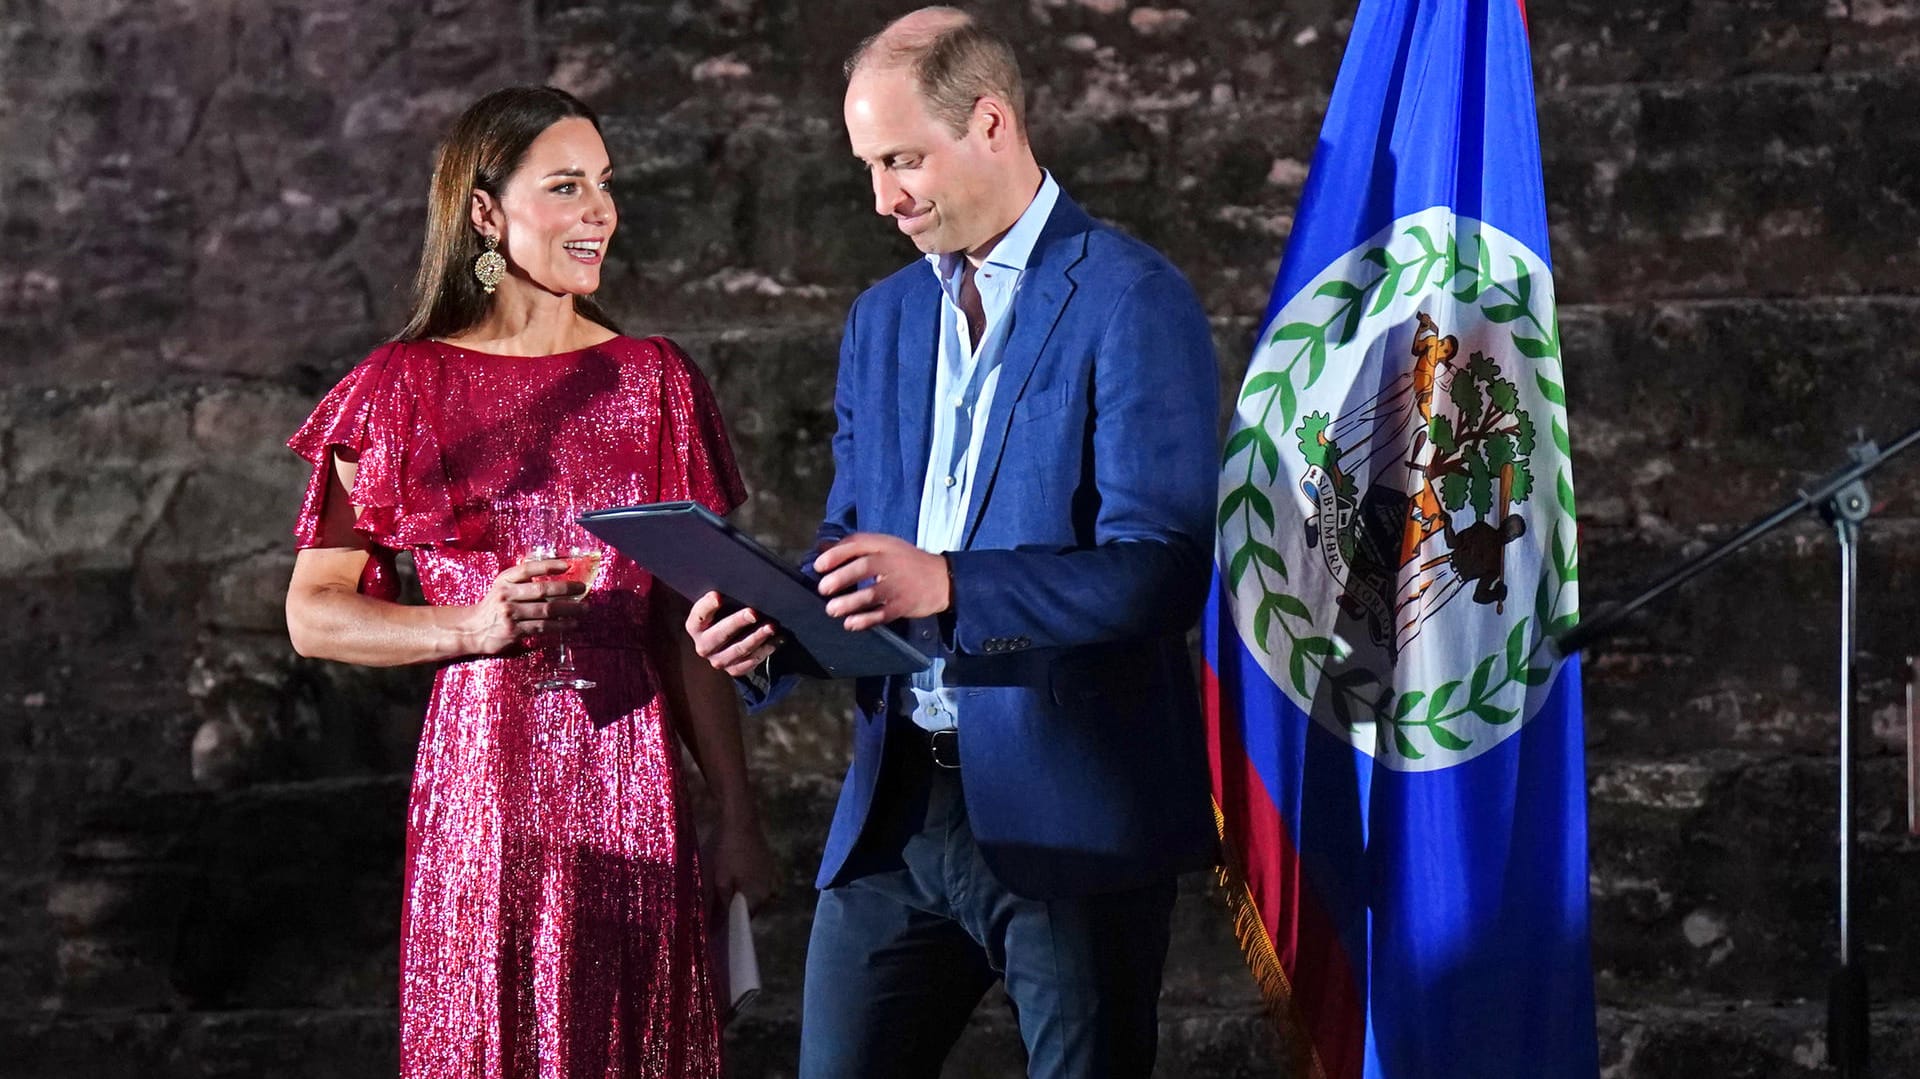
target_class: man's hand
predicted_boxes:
[686,591,780,677]
[814,533,951,631]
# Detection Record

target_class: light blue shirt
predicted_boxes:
[907,172,1061,732]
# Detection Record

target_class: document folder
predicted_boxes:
[710,890,759,1026]
[578,501,932,679]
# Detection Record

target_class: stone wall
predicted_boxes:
[4,0,1920,1076]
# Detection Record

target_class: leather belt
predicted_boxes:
[925,727,961,770]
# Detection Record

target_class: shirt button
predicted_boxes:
[944,475,956,488]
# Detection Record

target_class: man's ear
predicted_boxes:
[973,95,1019,149]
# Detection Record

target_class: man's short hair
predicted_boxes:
[845,9,1026,138]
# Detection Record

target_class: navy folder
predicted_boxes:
[578,501,932,679]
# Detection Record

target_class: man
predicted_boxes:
[687,8,1219,1077]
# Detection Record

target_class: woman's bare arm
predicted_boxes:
[284,450,582,667]
[655,587,776,908]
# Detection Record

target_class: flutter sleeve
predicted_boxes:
[287,342,466,566]
[651,336,748,516]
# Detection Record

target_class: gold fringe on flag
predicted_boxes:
[1212,798,1331,1079]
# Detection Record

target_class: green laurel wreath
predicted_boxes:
[1221,222,1580,760]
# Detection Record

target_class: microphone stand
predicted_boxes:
[1556,420,1920,1079]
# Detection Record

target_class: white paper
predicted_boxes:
[710,891,760,1024]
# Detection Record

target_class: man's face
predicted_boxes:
[844,66,998,257]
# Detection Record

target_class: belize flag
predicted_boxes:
[1203,1,1597,1077]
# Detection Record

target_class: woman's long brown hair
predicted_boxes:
[396,86,620,343]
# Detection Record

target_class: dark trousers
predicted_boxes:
[797,741,1179,1079]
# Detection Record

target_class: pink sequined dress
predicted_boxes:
[289,335,742,1079]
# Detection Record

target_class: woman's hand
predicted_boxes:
[703,807,777,915]
[457,558,588,656]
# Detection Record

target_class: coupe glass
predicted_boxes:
[526,501,603,693]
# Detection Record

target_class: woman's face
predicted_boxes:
[476,117,617,299]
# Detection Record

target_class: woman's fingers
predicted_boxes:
[504,578,585,602]
[500,557,573,583]
[533,597,587,619]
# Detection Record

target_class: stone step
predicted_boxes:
[3,997,1918,1079]
[13,55,1919,386]
[540,0,1920,114]
[0,1007,398,1079]
[1575,521,1920,760]
[0,1003,1299,1079]
[0,872,55,1014]
[31,766,1264,1014]
[32,749,1920,1016]
[13,294,1920,579]
[1553,297,1920,529]
[7,525,1881,791]
[1589,753,1920,999]
[454,69,1920,324]
[42,777,409,1013]
[1594,997,1920,1079]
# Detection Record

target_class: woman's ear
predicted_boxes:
[469,189,501,240]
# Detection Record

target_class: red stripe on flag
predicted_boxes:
[1205,660,1367,1079]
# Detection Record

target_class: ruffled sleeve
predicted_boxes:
[650,336,748,516]
[287,342,466,557]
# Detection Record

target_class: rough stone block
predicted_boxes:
[0,872,54,1011]
[0,1009,399,1079]
[1589,754,1920,999]
[1543,71,1920,303]
[0,757,142,873]
[1597,1000,1920,1079]
[1576,526,1920,759]
[1561,298,1920,530]
[48,777,409,1011]
[199,551,297,634]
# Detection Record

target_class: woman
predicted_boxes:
[284,86,773,1078]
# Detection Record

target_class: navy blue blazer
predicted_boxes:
[765,193,1220,900]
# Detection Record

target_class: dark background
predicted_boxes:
[3,0,1919,1075]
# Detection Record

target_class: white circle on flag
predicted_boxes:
[1218,207,1579,772]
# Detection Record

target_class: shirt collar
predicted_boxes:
[926,170,1062,287]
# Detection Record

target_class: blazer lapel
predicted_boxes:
[958,204,1089,547]
[893,278,940,540]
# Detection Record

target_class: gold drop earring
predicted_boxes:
[473,234,506,294]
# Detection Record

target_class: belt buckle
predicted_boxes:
[928,728,961,770]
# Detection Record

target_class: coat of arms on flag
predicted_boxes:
[1219,209,1577,768]
[1203,2,1599,1077]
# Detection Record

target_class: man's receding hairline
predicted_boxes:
[847,6,974,79]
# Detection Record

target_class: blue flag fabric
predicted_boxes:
[1202,2,1599,1077]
